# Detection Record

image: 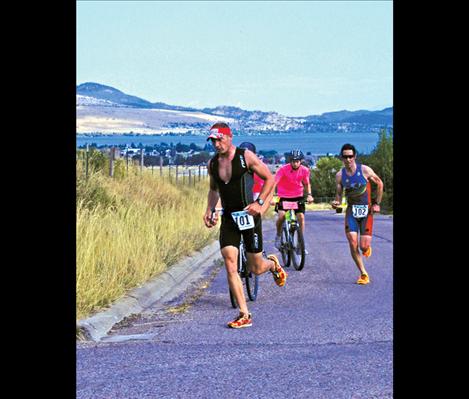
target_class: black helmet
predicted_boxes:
[289,149,304,160]
[239,142,256,154]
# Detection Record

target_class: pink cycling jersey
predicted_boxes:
[253,173,264,194]
[275,164,310,198]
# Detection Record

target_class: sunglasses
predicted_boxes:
[341,154,355,159]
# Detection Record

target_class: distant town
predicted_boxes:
[76,141,328,167]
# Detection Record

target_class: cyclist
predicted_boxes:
[203,123,288,329]
[273,149,314,252]
[331,143,384,285]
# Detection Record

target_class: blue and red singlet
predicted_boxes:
[341,163,373,236]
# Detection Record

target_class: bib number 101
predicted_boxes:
[231,211,255,231]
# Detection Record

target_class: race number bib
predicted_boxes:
[282,201,298,210]
[231,211,255,231]
[352,204,369,218]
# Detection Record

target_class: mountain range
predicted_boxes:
[76,82,393,135]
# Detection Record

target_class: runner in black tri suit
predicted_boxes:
[203,122,288,329]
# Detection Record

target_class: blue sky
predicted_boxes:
[77,1,392,117]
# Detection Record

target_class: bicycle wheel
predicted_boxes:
[245,259,259,302]
[280,225,291,268]
[290,224,306,271]
[239,243,258,301]
[229,288,237,308]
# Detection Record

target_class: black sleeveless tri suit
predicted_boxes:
[209,147,263,253]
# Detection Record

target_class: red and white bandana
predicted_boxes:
[207,126,232,140]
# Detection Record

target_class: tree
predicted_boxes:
[189,142,202,151]
[360,128,393,211]
[310,156,343,198]
[174,154,186,165]
[176,143,190,153]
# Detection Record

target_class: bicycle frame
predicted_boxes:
[279,200,306,270]
[281,204,300,250]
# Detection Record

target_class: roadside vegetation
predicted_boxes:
[76,164,218,321]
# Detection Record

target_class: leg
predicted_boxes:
[345,231,367,276]
[297,212,305,234]
[359,235,372,254]
[246,251,278,275]
[244,218,279,276]
[359,212,374,257]
[276,210,286,236]
[221,245,249,316]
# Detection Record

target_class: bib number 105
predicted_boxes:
[352,205,369,218]
[231,211,255,231]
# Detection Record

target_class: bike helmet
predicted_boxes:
[239,142,257,154]
[289,149,304,160]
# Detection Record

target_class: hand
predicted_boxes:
[244,201,262,216]
[331,200,340,209]
[307,194,314,204]
[204,209,218,228]
[372,204,381,213]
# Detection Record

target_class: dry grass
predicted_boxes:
[76,170,218,320]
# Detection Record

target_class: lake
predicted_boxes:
[76,131,381,155]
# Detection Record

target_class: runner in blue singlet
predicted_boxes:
[331,143,384,285]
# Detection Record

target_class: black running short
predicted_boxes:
[219,212,263,253]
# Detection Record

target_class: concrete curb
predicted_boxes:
[77,240,222,342]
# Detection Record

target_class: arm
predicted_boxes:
[270,166,283,204]
[203,160,221,227]
[331,171,343,209]
[303,169,314,204]
[243,150,275,216]
[362,165,384,213]
[259,181,275,215]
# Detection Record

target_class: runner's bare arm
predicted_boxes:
[204,160,221,227]
[304,174,314,203]
[362,165,384,208]
[243,149,275,216]
[260,185,275,215]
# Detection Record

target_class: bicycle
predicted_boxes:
[210,208,260,308]
[278,200,306,271]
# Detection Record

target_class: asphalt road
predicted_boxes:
[76,210,393,398]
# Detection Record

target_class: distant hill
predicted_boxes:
[77,83,154,108]
[305,107,393,125]
[76,82,392,135]
[77,82,199,111]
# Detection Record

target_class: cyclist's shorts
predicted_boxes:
[275,197,306,214]
[345,206,373,236]
[219,212,263,253]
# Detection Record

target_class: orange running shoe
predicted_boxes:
[362,246,372,258]
[227,312,252,329]
[267,254,287,287]
[357,273,370,285]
